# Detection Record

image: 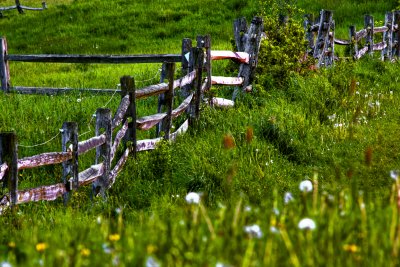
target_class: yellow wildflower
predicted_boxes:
[109,234,120,242]
[80,248,91,257]
[343,244,359,253]
[8,241,16,248]
[36,242,48,252]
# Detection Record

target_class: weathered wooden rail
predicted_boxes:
[0,16,263,214]
[305,10,400,66]
[0,1,46,15]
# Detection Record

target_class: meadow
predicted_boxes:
[0,0,400,266]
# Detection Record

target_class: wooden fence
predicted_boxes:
[0,16,263,214]
[305,10,400,67]
[0,1,46,15]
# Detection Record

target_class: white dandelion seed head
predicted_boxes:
[390,170,399,181]
[77,98,82,103]
[284,192,294,204]
[244,224,263,238]
[185,192,200,204]
[298,218,316,230]
[299,180,313,193]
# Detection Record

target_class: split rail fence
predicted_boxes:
[0,1,46,15]
[305,10,400,67]
[0,17,263,214]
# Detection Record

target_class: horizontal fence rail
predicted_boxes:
[0,1,46,14]
[305,10,400,66]
[0,16,264,214]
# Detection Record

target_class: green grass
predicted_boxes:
[1,0,400,266]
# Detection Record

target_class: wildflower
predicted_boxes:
[185,192,200,204]
[36,242,48,252]
[299,180,313,193]
[244,224,263,238]
[8,241,15,248]
[298,218,316,230]
[96,216,102,225]
[270,226,280,234]
[327,114,336,121]
[0,262,12,267]
[284,192,294,204]
[390,170,399,181]
[343,244,359,253]
[244,205,252,212]
[77,98,82,103]
[109,234,120,242]
[115,207,122,215]
[102,243,112,254]
[80,248,91,257]
[146,256,160,267]
[273,208,280,215]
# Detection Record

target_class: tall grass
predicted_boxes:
[0,0,400,266]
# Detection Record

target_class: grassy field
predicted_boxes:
[1,0,400,266]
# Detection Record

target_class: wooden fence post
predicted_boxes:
[234,16,264,100]
[156,62,167,137]
[349,25,358,59]
[197,35,212,92]
[233,17,247,52]
[189,47,204,127]
[382,12,394,61]
[0,37,10,92]
[304,14,315,55]
[314,10,333,67]
[15,0,24,14]
[365,15,374,56]
[0,132,18,207]
[392,11,400,58]
[181,38,192,98]
[162,62,175,140]
[93,108,112,198]
[120,76,137,158]
[61,122,78,205]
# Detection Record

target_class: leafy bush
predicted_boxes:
[256,0,314,93]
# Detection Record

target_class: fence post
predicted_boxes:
[189,47,204,127]
[0,132,18,208]
[120,76,137,158]
[15,0,24,14]
[233,16,264,100]
[0,37,10,92]
[349,25,358,59]
[365,15,374,56]
[162,62,175,140]
[181,38,192,99]
[233,17,247,52]
[314,10,333,67]
[392,11,400,58]
[304,14,315,55]
[382,12,394,61]
[61,122,78,205]
[156,62,167,137]
[197,35,212,92]
[93,108,112,198]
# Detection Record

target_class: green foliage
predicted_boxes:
[256,0,313,93]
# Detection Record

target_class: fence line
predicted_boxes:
[0,1,46,14]
[0,16,264,214]
[305,10,400,66]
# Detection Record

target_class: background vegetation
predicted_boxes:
[0,0,399,266]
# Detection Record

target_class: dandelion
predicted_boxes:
[0,262,12,267]
[390,170,399,181]
[109,234,120,242]
[298,218,316,230]
[77,98,82,103]
[185,192,200,204]
[146,256,161,267]
[284,192,294,204]
[299,180,313,193]
[36,242,48,252]
[80,248,91,257]
[343,244,359,253]
[244,224,263,238]
[8,241,15,248]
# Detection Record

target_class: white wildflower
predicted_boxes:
[77,98,82,103]
[270,226,280,234]
[327,114,336,121]
[284,192,294,204]
[390,170,399,181]
[298,218,316,230]
[146,256,160,267]
[1,262,12,267]
[244,224,263,238]
[185,192,200,204]
[299,180,313,193]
